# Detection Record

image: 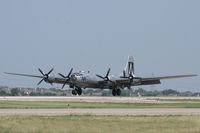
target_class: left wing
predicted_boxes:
[116,74,198,86]
[141,74,198,81]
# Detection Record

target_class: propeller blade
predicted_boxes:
[38,68,45,76]
[62,83,66,89]
[68,68,73,77]
[47,68,54,75]
[96,74,104,79]
[106,68,111,77]
[37,78,44,85]
[58,73,66,78]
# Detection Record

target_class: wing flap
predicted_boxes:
[139,79,161,85]
[116,79,130,84]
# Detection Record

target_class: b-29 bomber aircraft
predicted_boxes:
[5,56,197,96]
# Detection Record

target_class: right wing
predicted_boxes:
[4,72,67,85]
[4,72,44,78]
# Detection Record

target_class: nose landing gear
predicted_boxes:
[72,86,82,96]
[112,88,121,96]
[76,87,82,95]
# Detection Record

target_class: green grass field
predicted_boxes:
[0,115,200,133]
[1,101,200,109]
[151,98,200,102]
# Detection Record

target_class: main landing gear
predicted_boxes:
[112,89,121,96]
[72,87,82,95]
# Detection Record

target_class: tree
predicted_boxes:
[162,89,179,96]
[11,88,19,96]
[0,90,8,96]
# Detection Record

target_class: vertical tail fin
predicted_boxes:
[124,56,134,77]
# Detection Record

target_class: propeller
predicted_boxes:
[96,68,114,83]
[58,68,73,89]
[37,68,54,85]
[120,70,141,82]
[120,70,142,90]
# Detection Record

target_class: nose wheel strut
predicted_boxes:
[112,88,121,96]
[72,86,82,95]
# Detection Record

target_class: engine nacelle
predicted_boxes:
[45,77,55,83]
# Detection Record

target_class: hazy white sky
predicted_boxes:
[0,0,199,91]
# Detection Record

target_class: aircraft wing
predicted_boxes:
[141,74,198,81]
[116,74,197,86]
[4,72,44,78]
[4,72,67,85]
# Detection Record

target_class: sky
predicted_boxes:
[0,0,199,91]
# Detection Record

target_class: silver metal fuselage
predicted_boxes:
[51,71,140,89]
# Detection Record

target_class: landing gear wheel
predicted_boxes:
[116,89,121,96]
[77,88,82,95]
[112,89,117,96]
[72,90,77,95]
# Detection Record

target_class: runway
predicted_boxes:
[1,96,200,103]
[1,108,200,116]
[1,96,200,116]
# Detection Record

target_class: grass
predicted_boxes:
[1,101,200,109]
[151,99,200,102]
[0,115,200,133]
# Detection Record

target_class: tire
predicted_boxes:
[116,89,121,96]
[77,88,82,95]
[112,89,116,96]
[72,90,77,95]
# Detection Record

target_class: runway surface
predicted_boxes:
[1,108,200,116]
[1,96,200,116]
[1,96,200,103]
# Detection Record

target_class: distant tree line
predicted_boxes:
[0,87,199,97]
